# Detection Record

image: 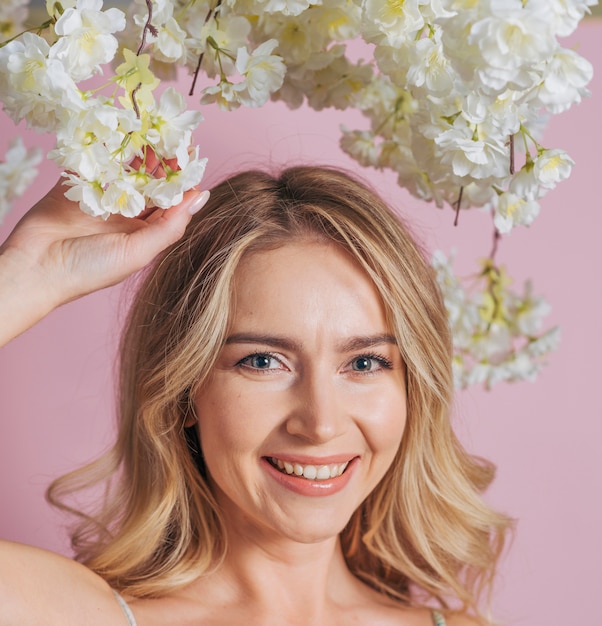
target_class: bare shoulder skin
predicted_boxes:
[0,540,128,626]
[0,540,484,626]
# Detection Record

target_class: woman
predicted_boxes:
[0,162,510,625]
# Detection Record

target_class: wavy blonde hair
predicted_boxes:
[48,166,510,619]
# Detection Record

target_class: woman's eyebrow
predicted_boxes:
[224,333,301,352]
[337,334,398,352]
[224,333,397,352]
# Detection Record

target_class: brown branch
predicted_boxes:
[189,52,205,96]
[489,228,501,260]
[453,186,464,226]
[189,0,223,96]
[509,133,515,175]
[137,0,158,56]
[131,82,142,119]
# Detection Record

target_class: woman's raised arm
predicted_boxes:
[0,177,209,347]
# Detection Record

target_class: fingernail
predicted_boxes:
[188,190,210,215]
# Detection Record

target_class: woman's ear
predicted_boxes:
[184,411,197,428]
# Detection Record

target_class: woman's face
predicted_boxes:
[194,241,407,546]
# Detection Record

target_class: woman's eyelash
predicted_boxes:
[370,354,393,368]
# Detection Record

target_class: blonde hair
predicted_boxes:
[48,166,510,618]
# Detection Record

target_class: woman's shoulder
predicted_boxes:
[0,539,127,625]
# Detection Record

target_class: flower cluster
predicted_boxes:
[0,0,206,219]
[0,0,594,386]
[433,251,561,389]
[117,0,593,227]
[338,0,594,233]
[0,137,42,223]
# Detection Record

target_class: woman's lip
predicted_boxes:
[261,456,357,497]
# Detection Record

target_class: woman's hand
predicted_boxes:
[0,159,209,346]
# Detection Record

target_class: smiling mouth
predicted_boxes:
[267,457,350,480]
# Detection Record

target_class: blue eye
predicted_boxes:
[250,354,273,369]
[352,357,373,371]
[350,354,393,372]
[237,353,281,370]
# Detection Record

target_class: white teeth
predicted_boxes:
[270,457,350,480]
[303,465,317,480]
[316,465,330,480]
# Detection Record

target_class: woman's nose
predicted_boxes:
[284,370,347,444]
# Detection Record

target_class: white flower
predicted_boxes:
[46,98,145,186]
[50,138,115,183]
[257,12,319,66]
[313,0,362,40]
[535,48,593,114]
[461,92,493,126]
[435,125,509,180]
[248,0,317,17]
[283,46,372,111]
[0,33,50,96]
[0,33,84,131]
[493,192,540,234]
[526,327,561,357]
[361,0,424,47]
[0,0,29,43]
[373,42,410,86]
[147,88,203,166]
[339,128,380,168]
[0,138,42,222]
[406,33,456,96]
[144,149,207,209]
[102,178,146,218]
[509,164,544,201]
[468,2,556,70]
[420,0,455,21]
[514,282,551,337]
[433,251,558,388]
[235,40,286,107]
[543,0,598,37]
[62,174,106,218]
[152,17,188,64]
[51,0,126,81]
[200,81,246,110]
[49,104,129,178]
[532,149,575,189]
[199,16,251,78]
[469,91,522,137]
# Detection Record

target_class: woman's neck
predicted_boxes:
[192,531,363,622]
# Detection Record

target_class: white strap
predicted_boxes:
[432,610,447,626]
[112,590,137,626]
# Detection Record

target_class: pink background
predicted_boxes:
[1,22,601,625]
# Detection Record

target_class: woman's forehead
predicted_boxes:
[226,241,392,345]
